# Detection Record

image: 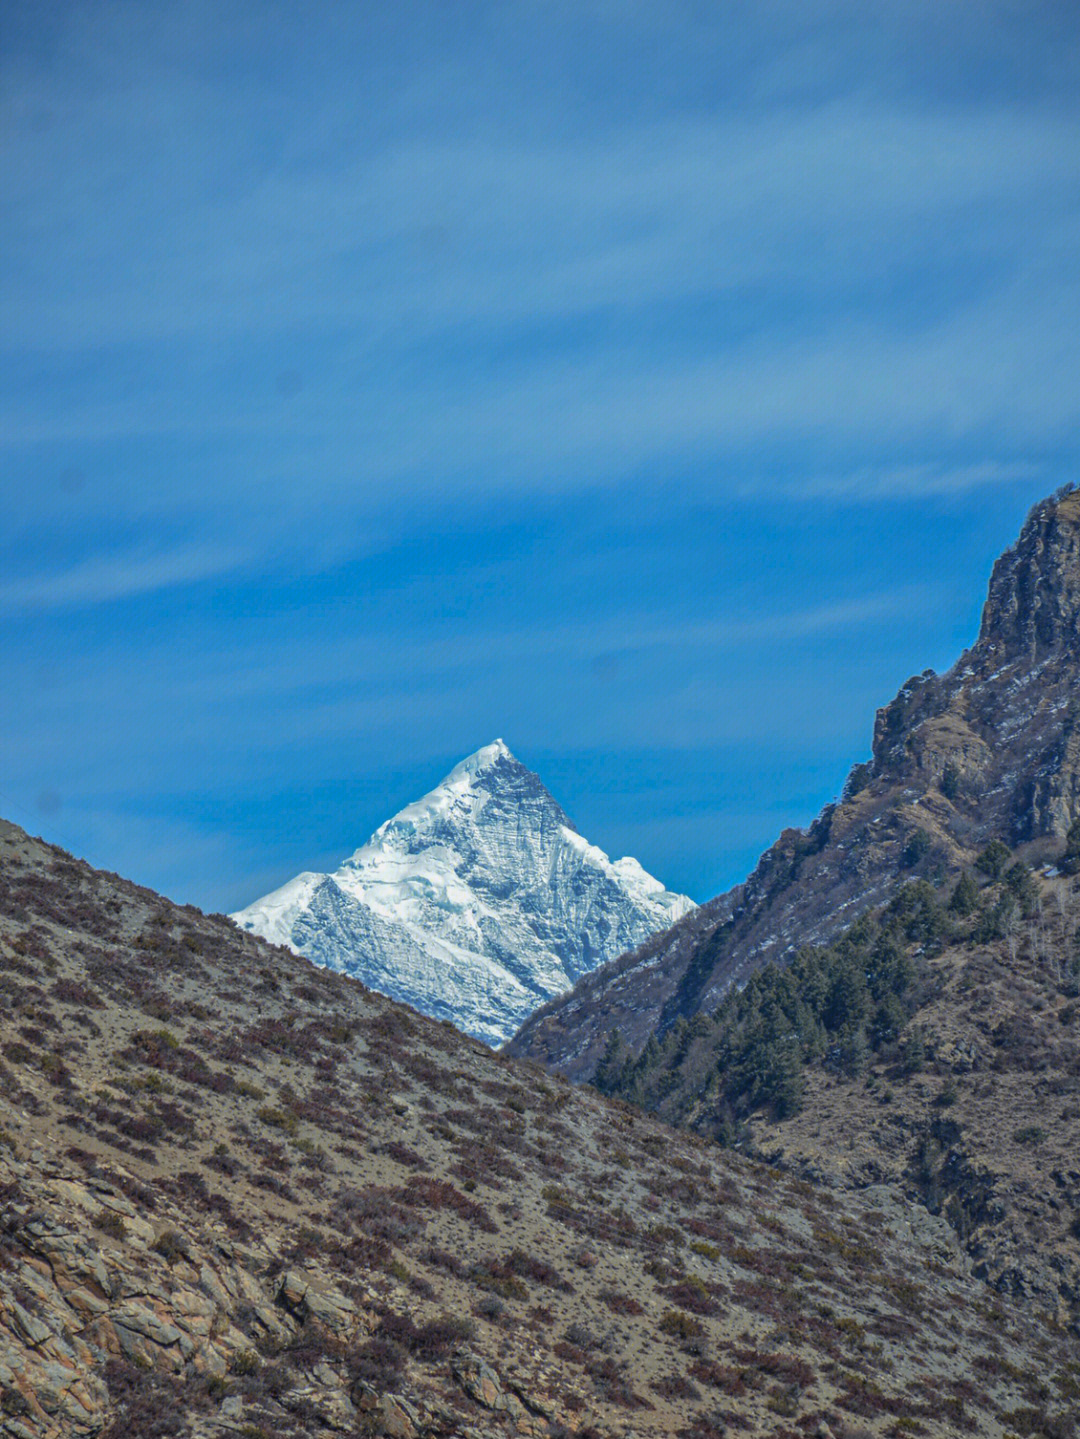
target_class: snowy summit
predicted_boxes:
[230,741,694,1045]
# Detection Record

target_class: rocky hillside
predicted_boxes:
[592,850,1080,1332]
[508,487,1080,1081]
[3,820,1078,1439]
[232,741,692,1046]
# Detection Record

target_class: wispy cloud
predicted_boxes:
[3,4,1077,543]
[0,581,934,742]
[3,274,1075,506]
[772,461,1045,503]
[5,101,1079,352]
[0,543,246,616]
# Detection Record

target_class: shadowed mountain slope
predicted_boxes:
[507,487,1080,1082]
[3,820,1078,1438]
[593,858,1080,1333]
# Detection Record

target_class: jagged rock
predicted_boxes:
[277,1268,309,1314]
[282,1379,358,1432]
[251,1302,292,1342]
[303,1284,356,1334]
[169,1286,217,1340]
[7,1306,50,1349]
[354,1390,418,1438]
[197,1264,231,1311]
[23,1222,112,1302]
[275,1268,356,1334]
[453,1351,506,1411]
[938,1038,980,1072]
[506,1380,555,1421]
[111,1300,187,1353]
[352,1381,379,1412]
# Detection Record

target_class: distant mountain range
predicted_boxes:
[231,739,693,1045]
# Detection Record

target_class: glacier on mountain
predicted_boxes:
[230,740,694,1045]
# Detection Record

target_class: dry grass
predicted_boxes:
[1,817,1078,1438]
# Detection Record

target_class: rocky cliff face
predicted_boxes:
[508,487,1080,1080]
[232,741,693,1046]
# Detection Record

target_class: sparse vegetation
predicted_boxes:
[597,881,948,1130]
[1,815,1078,1439]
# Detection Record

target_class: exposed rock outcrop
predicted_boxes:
[509,488,1080,1079]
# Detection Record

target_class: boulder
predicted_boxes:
[452,1351,507,1411]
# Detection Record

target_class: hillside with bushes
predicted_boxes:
[3,818,1078,1438]
[595,847,1080,1330]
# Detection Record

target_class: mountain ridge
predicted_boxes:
[507,486,1080,1080]
[232,741,693,1046]
[591,856,1080,1330]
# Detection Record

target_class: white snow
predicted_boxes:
[232,742,694,1046]
[233,871,323,950]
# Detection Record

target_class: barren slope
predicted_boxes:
[2,820,1077,1438]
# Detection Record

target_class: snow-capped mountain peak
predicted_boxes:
[231,743,694,1046]
[448,736,513,777]
[345,739,531,862]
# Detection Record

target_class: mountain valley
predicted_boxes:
[5,492,1080,1438]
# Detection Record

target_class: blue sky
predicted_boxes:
[3,0,1079,911]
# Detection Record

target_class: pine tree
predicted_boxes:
[592,1030,627,1095]
[1062,818,1080,876]
[976,840,1011,880]
[1004,861,1039,918]
[949,870,979,915]
[902,1026,926,1074]
[839,1023,870,1078]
